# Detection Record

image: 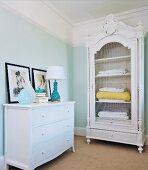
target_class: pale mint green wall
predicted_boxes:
[73,40,148,134]
[0,6,73,156]
[144,34,148,134]
[73,46,87,127]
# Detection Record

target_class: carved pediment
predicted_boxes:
[103,14,118,34]
[87,14,144,48]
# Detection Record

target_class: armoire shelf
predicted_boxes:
[95,117,131,124]
[96,73,131,78]
[86,14,145,153]
[96,101,131,104]
[95,55,131,64]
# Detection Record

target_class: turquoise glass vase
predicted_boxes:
[51,80,60,101]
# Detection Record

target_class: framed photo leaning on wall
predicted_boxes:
[5,63,31,103]
[32,68,46,92]
[32,68,51,99]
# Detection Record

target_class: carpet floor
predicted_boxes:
[11,136,148,170]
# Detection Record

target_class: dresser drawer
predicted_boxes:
[32,129,73,168]
[32,105,73,127]
[32,118,74,145]
[32,142,46,168]
[45,131,73,159]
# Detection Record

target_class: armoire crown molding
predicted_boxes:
[73,6,148,46]
[75,6,148,27]
[0,0,73,45]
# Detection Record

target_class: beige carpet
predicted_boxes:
[36,136,148,170]
[11,136,148,170]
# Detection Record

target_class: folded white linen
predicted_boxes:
[98,115,129,120]
[98,99,126,102]
[99,87,126,92]
[98,69,127,75]
[98,111,128,117]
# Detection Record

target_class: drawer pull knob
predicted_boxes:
[67,139,70,141]
[42,133,45,136]
[42,152,44,155]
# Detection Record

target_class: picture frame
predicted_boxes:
[32,68,51,99]
[5,63,31,103]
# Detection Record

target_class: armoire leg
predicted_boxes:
[86,138,91,144]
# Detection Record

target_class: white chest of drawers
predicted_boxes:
[4,102,75,170]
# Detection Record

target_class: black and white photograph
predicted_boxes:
[5,63,31,103]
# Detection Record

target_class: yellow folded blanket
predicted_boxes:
[96,91,131,101]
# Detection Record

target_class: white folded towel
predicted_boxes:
[98,69,127,75]
[99,115,129,120]
[98,111,128,117]
[98,99,126,102]
[99,87,126,92]
[98,111,129,120]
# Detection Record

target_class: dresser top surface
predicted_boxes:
[3,101,75,108]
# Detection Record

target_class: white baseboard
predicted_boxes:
[74,127,86,136]
[0,156,4,170]
[145,135,148,145]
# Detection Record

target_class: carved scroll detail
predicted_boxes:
[103,14,118,34]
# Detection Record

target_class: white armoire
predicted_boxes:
[86,14,145,153]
